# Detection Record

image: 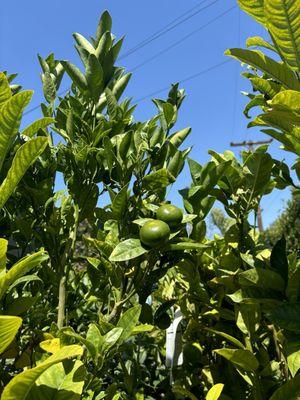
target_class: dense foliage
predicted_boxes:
[0,1,300,399]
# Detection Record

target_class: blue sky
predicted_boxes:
[1,0,294,227]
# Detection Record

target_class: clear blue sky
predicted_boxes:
[1,0,294,227]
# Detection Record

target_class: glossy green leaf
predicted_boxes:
[271,90,300,113]
[214,348,259,371]
[206,384,224,400]
[112,73,132,100]
[269,375,300,400]
[0,238,7,271]
[0,250,48,300]
[169,127,191,148]
[246,36,276,52]
[117,305,141,342]
[102,328,123,352]
[238,267,285,292]
[28,360,86,400]
[1,345,83,400]
[61,61,88,92]
[205,328,245,349]
[142,168,175,191]
[0,137,49,210]
[95,11,112,43]
[265,0,300,71]
[237,0,265,25]
[225,48,300,90]
[112,184,128,219]
[0,90,32,170]
[0,315,22,354]
[0,72,12,105]
[286,340,300,377]
[249,76,281,98]
[109,239,148,262]
[21,117,54,138]
[270,236,288,283]
[41,72,56,103]
[86,54,104,100]
[269,303,300,332]
[73,33,96,55]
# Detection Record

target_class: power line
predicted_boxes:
[119,0,220,60]
[130,5,237,72]
[135,59,232,102]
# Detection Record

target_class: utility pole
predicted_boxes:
[230,138,273,233]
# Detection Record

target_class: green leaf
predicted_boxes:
[237,0,265,25]
[1,345,83,400]
[245,151,273,200]
[61,61,88,92]
[214,348,259,372]
[225,48,300,90]
[271,90,300,113]
[102,328,123,352]
[0,238,8,271]
[246,36,276,52]
[270,236,289,283]
[0,137,49,210]
[169,127,191,148]
[286,340,300,377]
[21,117,54,138]
[28,360,86,400]
[112,73,131,101]
[86,54,104,101]
[206,384,224,400]
[265,0,300,71]
[41,72,56,103]
[249,76,281,98]
[86,323,103,353]
[0,250,48,300]
[95,11,112,43]
[205,328,245,349]
[117,305,142,342]
[0,315,22,354]
[73,33,96,55]
[109,239,148,262]
[173,387,198,400]
[269,303,300,332]
[0,72,12,105]
[243,95,266,118]
[0,90,33,170]
[143,168,175,191]
[269,375,300,400]
[238,267,285,292]
[112,184,128,219]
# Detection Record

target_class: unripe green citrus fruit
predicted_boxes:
[140,220,170,248]
[156,204,183,229]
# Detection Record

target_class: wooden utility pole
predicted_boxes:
[230,138,273,233]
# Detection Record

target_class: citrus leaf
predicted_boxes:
[237,0,265,25]
[0,90,33,170]
[21,117,54,138]
[109,239,148,262]
[269,375,300,400]
[225,48,300,90]
[0,315,22,354]
[0,72,12,105]
[265,0,300,71]
[1,345,83,400]
[0,137,49,210]
[214,348,259,371]
[206,383,224,400]
[0,250,48,300]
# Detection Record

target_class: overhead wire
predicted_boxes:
[119,0,221,60]
[130,5,237,72]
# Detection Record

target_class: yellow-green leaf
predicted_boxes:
[238,0,265,25]
[271,90,300,113]
[0,315,22,354]
[0,90,33,170]
[214,348,259,372]
[21,117,54,138]
[1,345,83,400]
[0,137,48,210]
[225,48,300,90]
[0,72,12,105]
[265,0,300,71]
[206,384,224,400]
[0,238,8,271]
[0,250,48,300]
